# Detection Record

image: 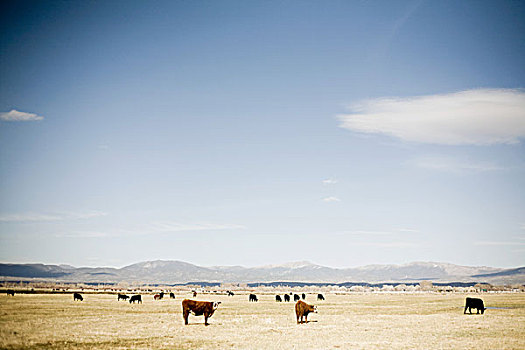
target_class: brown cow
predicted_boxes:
[154,294,161,300]
[182,299,220,326]
[295,300,317,324]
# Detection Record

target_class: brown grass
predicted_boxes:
[1,292,524,349]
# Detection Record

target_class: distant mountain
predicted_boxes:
[0,260,523,285]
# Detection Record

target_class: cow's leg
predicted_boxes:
[464,305,468,314]
[183,309,190,325]
[305,314,308,323]
[476,308,479,314]
[204,313,209,326]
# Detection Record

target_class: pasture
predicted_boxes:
[1,292,524,349]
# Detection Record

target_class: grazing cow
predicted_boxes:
[6,290,15,296]
[294,294,300,302]
[249,294,258,302]
[276,295,282,302]
[464,297,486,314]
[159,292,164,300]
[154,294,161,300]
[117,293,129,301]
[192,291,197,297]
[284,294,290,302]
[73,293,83,301]
[302,293,306,300]
[129,295,142,304]
[170,292,175,299]
[317,294,325,301]
[295,300,318,324]
[227,291,234,296]
[182,299,221,326]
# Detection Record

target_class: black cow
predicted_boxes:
[294,294,300,301]
[73,293,83,301]
[118,293,129,301]
[276,295,282,302]
[317,294,325,301]
[284,294,290,302]
[170,292,176,299]
[302,293,306,300]
[249,294,258,302]
[6,290,15,296]
[227,291,235,296]
[464,297,486,314]
[129,295,142,304]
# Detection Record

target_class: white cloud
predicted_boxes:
[338,89,525,145]
[323,196,341,202]
[0,109,44,122]
[411,156,504,173]
[0,211,107,223]
[322,178,338,185]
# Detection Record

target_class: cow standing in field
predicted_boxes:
[182,299,221,326]
[276,295,282,302]
[227,291,234,296]
[170,292,175,299]
[295,300,318,324]
[302,293,306,300]
[249,294,258,302]
[154,294,161,300]
[117,294,129,301]
[159,292,164,299]
[317,294,325,301]
[284,294,290,302]
[73,293,83,301]
[129,295,142,304]
[6,290,15,296]
[464,297,486,314]
[192,291,197,297]
[294,294,300,301]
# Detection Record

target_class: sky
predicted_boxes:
[1,0,524,269]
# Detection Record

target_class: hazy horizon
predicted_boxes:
[0,258,522,271]
[1,1,524,269]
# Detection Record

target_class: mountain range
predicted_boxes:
[0,260,523,285]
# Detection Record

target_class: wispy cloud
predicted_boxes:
[0,211,107,223]
[338,89,525,145]
[341,230,393,236]
[0,109,44,122]
[56,221,246,238]
[395,228,420,233]
[322,178,338,185]
[475,241,525,246]
[323,196,341,202]
[151,221,246,232]
[354,241,418,248]
[411,156,504,173]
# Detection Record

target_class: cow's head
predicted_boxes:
[213,301,221,310]
[312,305,318,313]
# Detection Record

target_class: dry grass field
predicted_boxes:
[1,292,524,349]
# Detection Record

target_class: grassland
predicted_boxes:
[1,292,524,349]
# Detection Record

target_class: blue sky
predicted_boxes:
[1,0,524,268]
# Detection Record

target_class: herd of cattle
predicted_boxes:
[4,289,487,325]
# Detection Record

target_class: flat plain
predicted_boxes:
[1,292,524,349]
